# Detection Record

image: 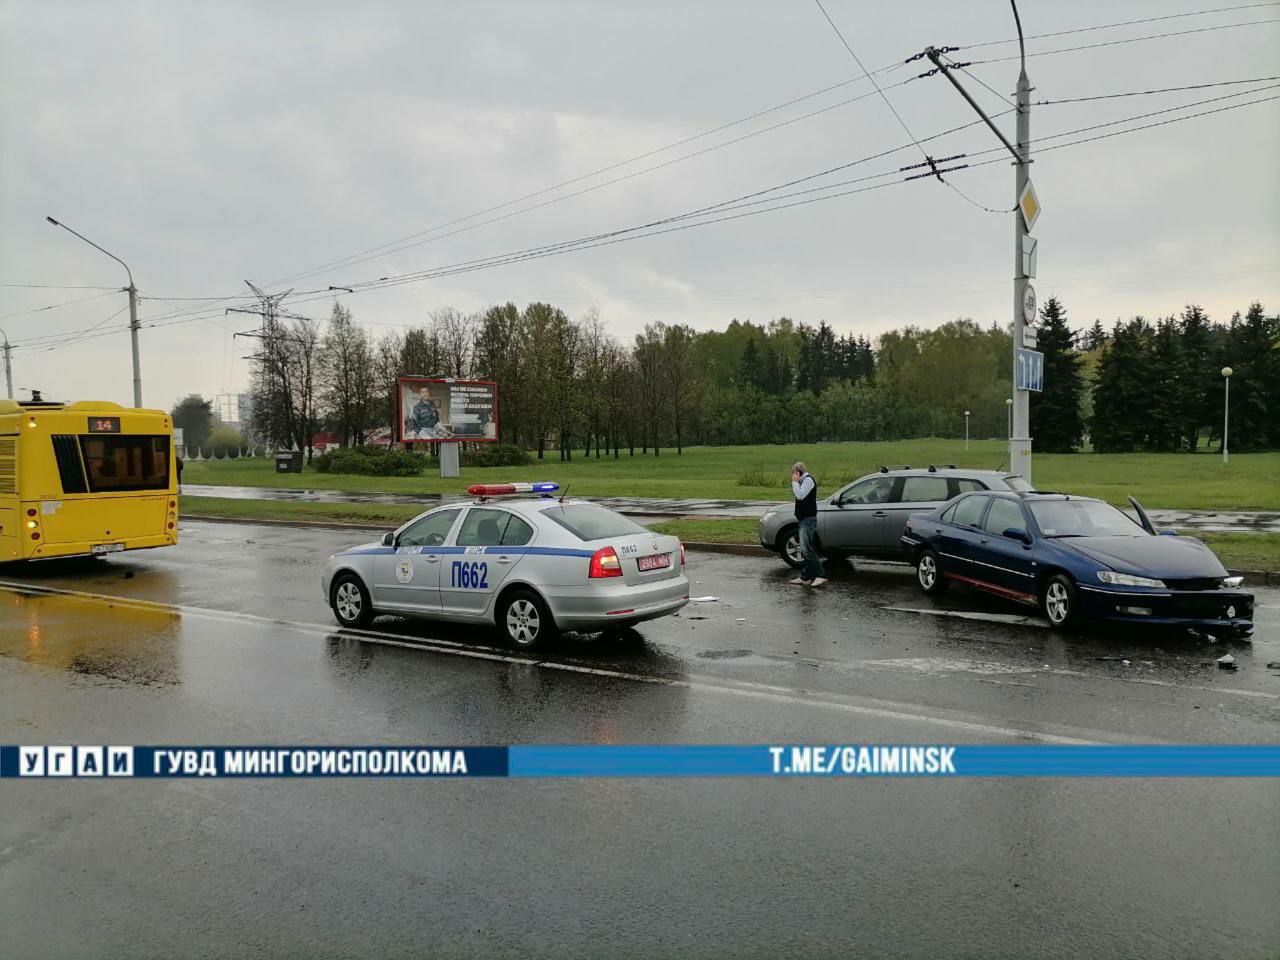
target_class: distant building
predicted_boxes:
[214,392,256,432]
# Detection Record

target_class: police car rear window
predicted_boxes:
[540,503,648,541]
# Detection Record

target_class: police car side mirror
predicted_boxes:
[381,531,395,547]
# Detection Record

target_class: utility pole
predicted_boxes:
[0,328,12,399]
[46,216,143,407]
[923,0,1035,482]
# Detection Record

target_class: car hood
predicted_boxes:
[1057,535,1227,578]
[338,540,384,556]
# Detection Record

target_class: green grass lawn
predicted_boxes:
[184,440,1280,510]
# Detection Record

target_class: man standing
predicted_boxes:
[790,461,827,587]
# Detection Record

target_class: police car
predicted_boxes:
[322,483,689,648]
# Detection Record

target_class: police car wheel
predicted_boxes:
[778,528,804,569]
[502,589,557,649]
[331,574,373,628]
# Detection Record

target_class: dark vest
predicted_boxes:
[794,475,818,520]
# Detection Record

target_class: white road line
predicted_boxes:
[0,578,1101,744]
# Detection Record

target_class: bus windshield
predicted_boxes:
[79,435,171,492]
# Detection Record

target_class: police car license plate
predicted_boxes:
[638,554,670,571]
[91,543,124,555]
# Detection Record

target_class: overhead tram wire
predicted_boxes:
[254,61,916,292]
[10,304,131,352]
[0,283,119,290]
[136,10,1280,327]
[814,0,1013,213]
[963,17,1280,68]
[1034,73,1280,105]
[0,289,117,321]
[292,91,1280,301]
[103,85,1280,338]
[959,1,1280,50]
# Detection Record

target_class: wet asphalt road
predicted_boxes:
[1,521,1278,959]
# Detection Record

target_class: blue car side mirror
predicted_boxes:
[1003,527,1030,543]
[1158,528,1179,536]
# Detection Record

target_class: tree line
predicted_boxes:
[228,295,1278,458]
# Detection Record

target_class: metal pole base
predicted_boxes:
[1010,437,1033,485]
[439,443,461,479]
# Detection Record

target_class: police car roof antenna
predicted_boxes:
[559,484,571,504]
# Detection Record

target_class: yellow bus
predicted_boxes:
[0,398,178,562]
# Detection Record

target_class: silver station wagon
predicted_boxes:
[759,466,1032,567]
[322,486,689,648]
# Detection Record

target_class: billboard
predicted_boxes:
[397,377,498,443]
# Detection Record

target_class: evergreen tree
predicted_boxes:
[1147,318,1183,450]
[1224,302,1278,451]
[1091,319,1154,452]
[1175,304,1214,450]
[1082,319,1108,352]
[1029,296,1085,452]
[737,338,764,390]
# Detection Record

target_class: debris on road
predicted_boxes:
[1095,656,1132,663]
[1266,661,1280,670]
[1216,654,1237,670]
[690,596,719,603]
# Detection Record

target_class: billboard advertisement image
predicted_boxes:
[397,377,498,443]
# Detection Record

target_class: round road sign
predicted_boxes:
[1022,283,1037,325]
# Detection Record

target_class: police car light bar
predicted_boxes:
[467,482,559,497]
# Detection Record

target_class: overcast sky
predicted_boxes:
[2,0,1277,412]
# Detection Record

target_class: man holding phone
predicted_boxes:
[790,461,827,587]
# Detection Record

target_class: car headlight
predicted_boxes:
[1097,571,1166,588]
[1222,575,1244,588]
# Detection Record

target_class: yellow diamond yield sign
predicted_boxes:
[1019,180,1042,232]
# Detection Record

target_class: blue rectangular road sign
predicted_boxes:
[1016,347,1044,392]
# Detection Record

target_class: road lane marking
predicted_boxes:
[0,578,1105,744]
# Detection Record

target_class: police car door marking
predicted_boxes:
[395,559,414,583]
[450,561,489,589]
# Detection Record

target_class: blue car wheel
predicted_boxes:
[916,548,948,595]
[1042,574,1080,630]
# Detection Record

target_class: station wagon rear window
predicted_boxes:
[540,503,648,541]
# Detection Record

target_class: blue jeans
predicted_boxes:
[798,517,824,581]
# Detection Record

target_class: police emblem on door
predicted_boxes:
[396,559,414,583]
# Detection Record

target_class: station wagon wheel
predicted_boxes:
[916,548,948,595]
[331,573,373,628]
[501,589,558,650]
[778,527,804,569]
[1042,574,1080,630]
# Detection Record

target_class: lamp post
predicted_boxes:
[1005,398,1013,444]
[46,216,142,408]
[0,326,12,399]
[964,410,970,450]
[1221,367,1233,464]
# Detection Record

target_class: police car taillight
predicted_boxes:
[589,546,623,579]
[679,542,686,566]
[467,482,559,497]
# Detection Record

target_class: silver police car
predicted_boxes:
[759,465,1032,567]
[322,487,689,648]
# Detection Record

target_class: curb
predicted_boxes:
[179,515,1280,583]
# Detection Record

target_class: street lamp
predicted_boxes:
[1221,367,1233,464]
[964,410,970,450]
[46,216,142,407]
[1005,398,1013,444]
[0,326,12,399]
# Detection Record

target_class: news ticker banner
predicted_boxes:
[3,745,1280,779]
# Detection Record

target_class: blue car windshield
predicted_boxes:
[1028,500,1146,538]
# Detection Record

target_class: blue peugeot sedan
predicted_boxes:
[900,490,1254,635]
